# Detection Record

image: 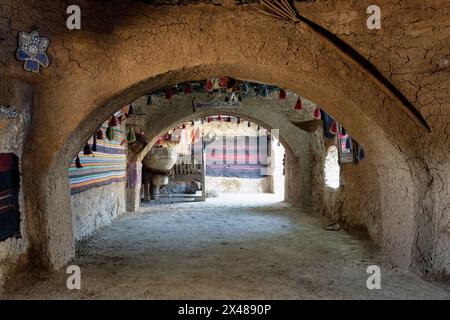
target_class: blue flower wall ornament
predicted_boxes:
[16,30,49,73]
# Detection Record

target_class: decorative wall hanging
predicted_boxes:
[0,153,21,241]
[16,30,49,73]
[70,121,127,194]
[0,105,18,119]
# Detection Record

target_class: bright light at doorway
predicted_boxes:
[324,146,340,189]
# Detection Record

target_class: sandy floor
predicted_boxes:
[6,194,450,299]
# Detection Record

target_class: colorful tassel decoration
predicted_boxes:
[313,107,321,119]
[165,88,172,100]
[96,129,104,140]
[345,137,352,150]
[329,121,338,135]
[242,82,249,95]
[184,82,193,95]
[127,127,137,144]
[261,85,269,98]
[75,156,82,168]
[109,115,118,127]
[106,125,115,141]
[219,77,229,88]
[294,97,303,110]
[279,89,286,99]
[83,143,93,156]
[92,134,97,152]
[146,95,152,107]
[205,79,214,92]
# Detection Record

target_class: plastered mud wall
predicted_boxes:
[310,128,382,245]
[71,182,126,241]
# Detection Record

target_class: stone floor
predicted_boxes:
[6,194,450,299]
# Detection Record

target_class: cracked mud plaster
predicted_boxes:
[0,0,448,290]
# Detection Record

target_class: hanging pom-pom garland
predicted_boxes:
[279,89,286,100]
[184,82,193,95]
[75,156,83,168]
[313,107,321,120]
[165,88,173,100]
[294,97,303,110]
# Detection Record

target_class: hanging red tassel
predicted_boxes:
[165,88,172,100]
[237,118,241,124]
[109,115,118,127]
[330,121,338,135]
[279,89,286,100]
[75,156,82,168]
[96,128,104,140]
[205,79,214,92]
[313,107,321,119]
[227,116,231,123]
[184,82,193,95]
[294,97,302,110]
[207,117,211,123]
[219,77,229,88]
